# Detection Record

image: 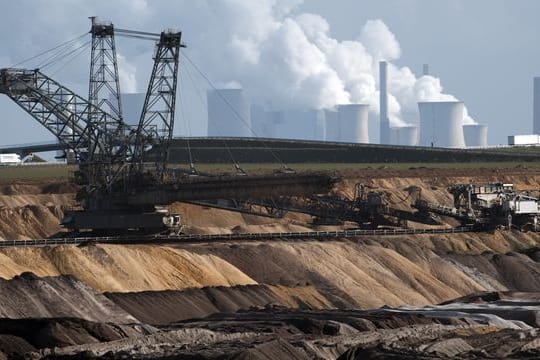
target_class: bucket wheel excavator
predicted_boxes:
[0,18,335,234]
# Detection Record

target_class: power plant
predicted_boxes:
[534,77,540,135]
[418,101,466,148]
[390,126,419,146]
[463,124,488,148]
[250,104,276,138]
[324,109,339,141]
[507,76,540,146]
[207,88,252,137]
[198,58,491,149]
[275,109,325,141]
[379,61,390,145]
[337,104,369,143]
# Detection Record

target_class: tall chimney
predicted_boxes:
[534,77,540,134]
[422,64,429,76]
[379,61,390,144]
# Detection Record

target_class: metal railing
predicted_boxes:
[0,226,476,248]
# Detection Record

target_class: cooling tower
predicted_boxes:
[250,105,276,138]
[418,101,466,148]
[337,104,369,143]
[207,89,251,137]
[463,124,488,147]
[324,109,339,141]
[390,126,419,146]
[379,61,390,144]
[534,77,540,134]
[275,110,324,140]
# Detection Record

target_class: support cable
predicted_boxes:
[49,41,92,77]
[182,59,245,174]
[178,69,197,174]
[40,40,92,71]
[181,52,291,172]
[35,39,87,70]
[8,33,87,68]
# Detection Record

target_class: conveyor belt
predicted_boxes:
[0,226,476,248]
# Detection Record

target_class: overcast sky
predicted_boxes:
[0,0,539,147]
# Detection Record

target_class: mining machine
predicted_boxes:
[0,18,334,234]
[413,182,540,231]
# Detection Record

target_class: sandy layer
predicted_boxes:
[0,230,538,309]
[0,244,257,292]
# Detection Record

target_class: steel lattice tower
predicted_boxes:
[132,30,183,181]
[88,16,123,125]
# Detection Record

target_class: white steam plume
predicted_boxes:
[117,53,137,93]
[183,0,476,126]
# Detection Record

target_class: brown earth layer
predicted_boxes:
[0,169,539,359]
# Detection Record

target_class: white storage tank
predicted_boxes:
[207,89,251,137]
[337,104,369,143]
[463,124,488,147]
[418,101,466,148]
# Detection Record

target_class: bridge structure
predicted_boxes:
[1,136,539,164]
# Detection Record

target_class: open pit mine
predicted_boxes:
[1,17,540,360]
[0,167,539,359]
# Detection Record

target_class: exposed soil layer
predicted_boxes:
[1,169,540,358]
[26,302,540,359]
[0,272,135,323]
[105,284,333,325]
[0,317,152,357]
[0,230,539,308]
[0,181,76,239]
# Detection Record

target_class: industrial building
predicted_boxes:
[274,109,325,141]
[506,77,540,146]
[463,124,488,148]
[324,109,339,141]
[0,153,21,165]
[390,126,419,146]
[508,134,540,146]
[418,101,466,148]
[250,105,276,138]
[379,61,390,145]
[207,89,252,137]
[534,77,540,135]
[336,104,369,143]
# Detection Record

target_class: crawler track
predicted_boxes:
[0,226,476,248]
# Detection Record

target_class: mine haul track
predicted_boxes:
[0,226,477,248]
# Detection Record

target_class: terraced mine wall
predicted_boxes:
[1,168,540,358]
